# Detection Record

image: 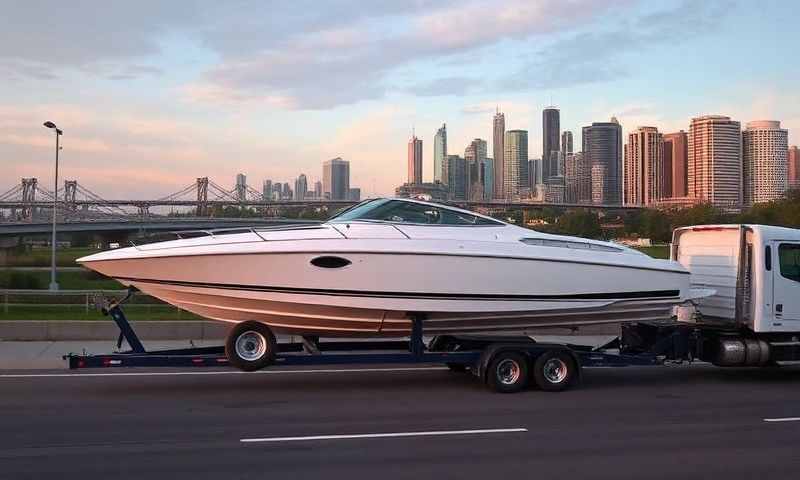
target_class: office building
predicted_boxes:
[465,138,488,201]
[688,115,742,209]
[235,173,247,202]
[542,107,560,183]
[564,152,591,204]
[528,158,540,188]
[561,131,573,156]
[265,179,274,201]
[624,126,663,206]
[348,188,361,202]
[282,183,292,200]
[323,157,350,200]
[408,134,423,185]
[446,155,467,200]
[743,120,788,205]
[663,131,688,198]
[493,109,505,199]
[583,118,623,205]
[504,130,528,198]
[314,180,322,199]
[789,146,800,190]
[434,124,447,184]
[484,158,494,200]
[294,174,308,201]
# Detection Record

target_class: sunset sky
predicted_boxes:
[1,0,798,198]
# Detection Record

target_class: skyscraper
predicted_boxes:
[504,130,528,198]
[743,120,788,206]
[235,173,247,202]
[484,158,494,200]
[314,180,322,199]
[624,126,663,206]
[789,146,800,190]
[446,154,467,200]
[282,183,292,201]
[583,118,623,205]
[542,107,560,183]
[262,179,273,201]
[323,157,350,200]
[529,158,543,189]
[561,131,573,156]
[434,124,447,184]
[662,131,688,198]
[688,115,742,209]
[465,138,487,201]
[294,174,308,201]
[408,134,423,185]
[564,152,591,204]
[272,182,282,201]
[348,188,361,201]
[492,109,505,199]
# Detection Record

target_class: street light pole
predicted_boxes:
[43,121,62,291]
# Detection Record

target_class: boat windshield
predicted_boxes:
[329,199,503,225]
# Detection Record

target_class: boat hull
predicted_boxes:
[83,250,691,336]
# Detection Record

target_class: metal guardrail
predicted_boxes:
[0,289,185,316]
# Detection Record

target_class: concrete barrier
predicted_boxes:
[0,320,622,342]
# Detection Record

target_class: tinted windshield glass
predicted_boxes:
[330,199,502,225]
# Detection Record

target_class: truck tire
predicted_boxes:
[225,321,277,372]
[486,351,529,393]
[532,350,576,392]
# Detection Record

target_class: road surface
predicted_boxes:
[1,364,799,479]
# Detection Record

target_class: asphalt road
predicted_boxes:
[1,364,800,480]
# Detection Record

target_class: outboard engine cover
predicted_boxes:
[709,338,770,366]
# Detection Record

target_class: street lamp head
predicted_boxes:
[43,121,56,129]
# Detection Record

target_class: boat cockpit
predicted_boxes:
[328,198,504,226]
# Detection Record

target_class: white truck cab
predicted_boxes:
[673,224,800,333]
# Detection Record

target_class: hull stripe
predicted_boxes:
[117,276,680,302]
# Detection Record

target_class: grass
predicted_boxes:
[0,270,122,290]
[635,245,670,259]
[0,305,203,321]
[3,247,101,267]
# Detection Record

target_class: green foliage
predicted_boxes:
[1,272,44,289]
[551,209,602,238]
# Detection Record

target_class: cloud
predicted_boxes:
[187,0,628,109]
[405,77,481,97]
[503,0,737,90]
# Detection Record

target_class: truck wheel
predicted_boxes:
[532,350,576,392]
[486,351,529,393]
[226,321,277,372]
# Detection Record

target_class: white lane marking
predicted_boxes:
[241,428,528,443]
[0,366,447,379]
[764,417,800,423]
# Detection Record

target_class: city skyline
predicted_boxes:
[0,1,798,199]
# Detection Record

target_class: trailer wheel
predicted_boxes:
[225,321,277,372]
[486,351,529,393]
[532,350,576,392]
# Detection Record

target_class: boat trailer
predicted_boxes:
[63,289,696,392]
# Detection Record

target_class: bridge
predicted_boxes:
[0,177,641,236]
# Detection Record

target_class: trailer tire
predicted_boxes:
[486,351,529,393]
[226,321,277,372]
[532,350,576,392]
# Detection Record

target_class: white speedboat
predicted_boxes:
[78,198,697,336]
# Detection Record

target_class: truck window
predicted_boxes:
[778,244,800,282]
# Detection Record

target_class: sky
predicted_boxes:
[1,0,798,199]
